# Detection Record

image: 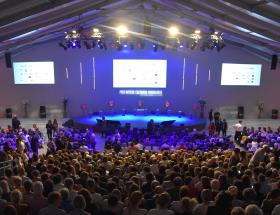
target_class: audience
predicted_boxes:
[0,121,280,215]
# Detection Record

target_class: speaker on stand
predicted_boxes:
[272,109,278,119]
[39,106,46,118]
[237,106,244,119]
[6,108,12,118]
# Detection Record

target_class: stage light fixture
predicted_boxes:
[169,26,179,36]
[195,29,201,34]
[179,44,184,48]
[116,25,128,36]
[123,44,128,48]
[91,28,103,38]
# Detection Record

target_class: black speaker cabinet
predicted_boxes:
[272,109,278,119]
[6,108,12,118]
[5,52,12,68]
[271,55,278,70]
[237,106,244,119]
[39,106,46,118]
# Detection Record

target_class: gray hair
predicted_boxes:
[33,181,44,195]
[245,204,263,215]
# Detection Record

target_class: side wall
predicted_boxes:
[0,40,279,118]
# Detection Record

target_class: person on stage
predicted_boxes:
[101,117,107,137]
[233,120,243,144]
[221,119,228,136]
[12,115,21,130]
[208,109,213,122]
[46,120,53,139]
[147,119,155,135]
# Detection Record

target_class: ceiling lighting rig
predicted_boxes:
[58,24,226,52]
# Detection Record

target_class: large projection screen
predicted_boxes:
[113,59,167,88]
[221,63,262,86]
[13,62,55,84]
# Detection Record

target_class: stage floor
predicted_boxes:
[72,114,207,129]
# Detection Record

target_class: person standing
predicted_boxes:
[101,117,107,137]
[46,120,53,139]
[53,119,58,134]
[12,116,21,130]
[208,109,213,122]
[30,131,39,156]
[147,119,155,135]
[221,119,228,136]
[233,121,243,144]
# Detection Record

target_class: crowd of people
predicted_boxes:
[0,117,280,215]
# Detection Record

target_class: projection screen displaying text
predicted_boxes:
[13,62,55,84]
[113,59,167,88]
[221,63,262,86]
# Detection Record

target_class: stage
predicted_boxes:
[68,114,207,130]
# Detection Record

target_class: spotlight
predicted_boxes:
[169,26,179,36]
[59,42,67,50]
[123,44,128,48]
[116,25,128,36]
[195,29,201,34]
[91,28,103,38]
[179,44,184,48]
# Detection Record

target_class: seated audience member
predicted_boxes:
[0,187,7,214]
[206,191,232,215]
[59,188,73,213]
[68,195,90,215]
[231,207,245,215]
[29,181,48,215]
[122,191,148,215]
[261,189,280,215]
[40,191,66,215]
[4,204,18,215]
[244,204,263,215]
[7,189,29,215]
[103,194,120,215]
[193,189,213,215]
[147,192,174,215]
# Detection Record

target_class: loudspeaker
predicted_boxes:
[39,106,46,118]
[5,52,12,68]
[5,108,12,118]
[271,55,278,70]
[272,109,278,119]
[237,106,244,119]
